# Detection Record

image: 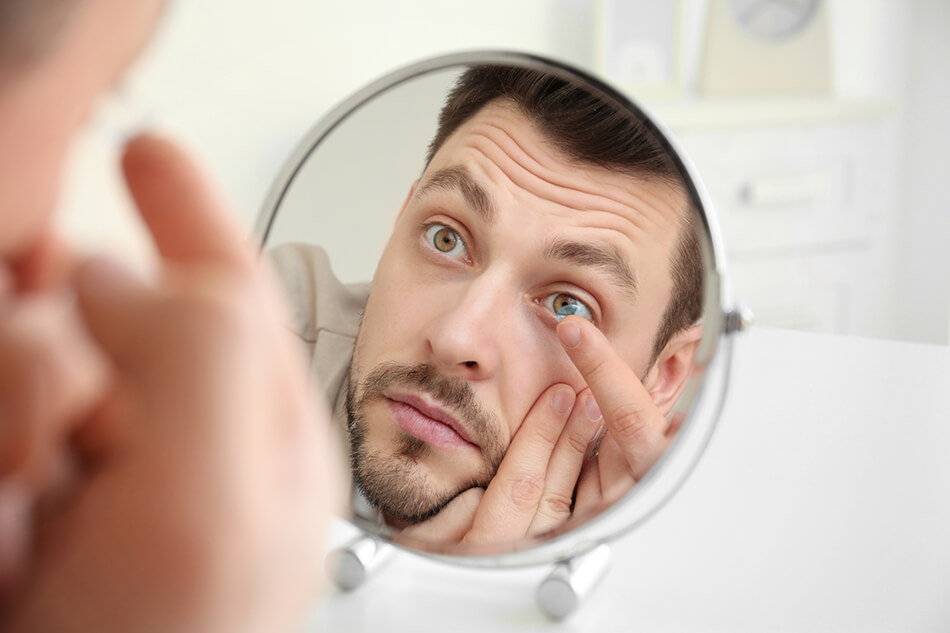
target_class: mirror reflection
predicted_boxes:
[263,63,708,550]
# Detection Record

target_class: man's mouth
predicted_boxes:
[384,392,479,450]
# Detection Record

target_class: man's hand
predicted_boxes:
[557,316,682,522]
[403,315,683,546]
[4,135,339,633]
[0,288,109,596]
[403,382,602,545]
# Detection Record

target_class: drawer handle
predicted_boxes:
[740,172,831,206]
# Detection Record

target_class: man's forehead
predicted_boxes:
[417,105,688,255]
[422,101,687,222]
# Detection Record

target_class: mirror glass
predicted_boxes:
[258,55,725,558]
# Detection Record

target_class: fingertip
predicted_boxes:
[583,394,602,422]
[556,318,582,349]
[121,133,187,230]
[121,133,171,183]
[121,133,252,271]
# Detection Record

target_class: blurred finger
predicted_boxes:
[122,134,252,272]
[462,384,574,545]
[73,257,153,368]
[0,482,31,595]
[0,291,110,478]
[9,231,76,293]
[0,264,12,301]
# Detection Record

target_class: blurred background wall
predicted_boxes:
[55,0,950,345]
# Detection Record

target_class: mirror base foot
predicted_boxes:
[536,543,611,620]
[325,535,394,592]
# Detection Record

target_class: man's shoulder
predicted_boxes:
[266,242,370,342]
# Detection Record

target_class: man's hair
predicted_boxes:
[0,0,84,73]
[426,65,703,364]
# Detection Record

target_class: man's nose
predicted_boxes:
[424,277,510,380]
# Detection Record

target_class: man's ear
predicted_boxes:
[642,324,704,417]
[394,179,419,225]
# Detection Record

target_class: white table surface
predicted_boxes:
[303,327,950,632]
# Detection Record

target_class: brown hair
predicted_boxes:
[426,65,703,363]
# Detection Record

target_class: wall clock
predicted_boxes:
[731,0,822,39]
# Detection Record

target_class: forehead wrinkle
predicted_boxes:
[464,141,655,258]
[543,238,638,300]
[465,121,673,235]
[416,165,496,224]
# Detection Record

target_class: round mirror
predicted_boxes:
[256,52,739,567]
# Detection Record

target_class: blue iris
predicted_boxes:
[551,294,594,322]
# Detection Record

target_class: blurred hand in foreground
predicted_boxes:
[1,134,339,633]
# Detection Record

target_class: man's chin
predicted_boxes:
[352,451,482,525]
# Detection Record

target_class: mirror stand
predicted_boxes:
[326,533,611,620]
[326,535,394,591]
[536,544,612,620]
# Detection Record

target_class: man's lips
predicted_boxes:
[384,392,479,449]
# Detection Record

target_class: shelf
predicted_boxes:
[642,98,894,131]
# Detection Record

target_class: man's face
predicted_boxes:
[0,0,164,261]
[348,101,686,524]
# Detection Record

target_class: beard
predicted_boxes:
[345,361,505,524]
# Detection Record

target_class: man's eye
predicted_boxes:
[543,293,595,323]
[425,224,468,258]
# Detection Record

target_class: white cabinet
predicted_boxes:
[654,100,899,339]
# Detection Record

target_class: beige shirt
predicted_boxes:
[267,242,369,428]
[269,243,387,521]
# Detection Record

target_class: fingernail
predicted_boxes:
[551,388,575,415]
[557,321,581,349]
[584,395,602,422]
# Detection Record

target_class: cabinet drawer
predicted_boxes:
[677,123,885,255]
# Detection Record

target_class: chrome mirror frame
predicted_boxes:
[255,50,745,570]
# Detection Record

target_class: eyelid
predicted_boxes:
[421,215,475,255]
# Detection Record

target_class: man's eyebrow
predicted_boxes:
[415,166,496,224]
[543,238,638,299]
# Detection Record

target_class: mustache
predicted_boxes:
[349,362,504,466]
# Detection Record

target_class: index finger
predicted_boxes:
[122,134,253,272]
[556,316,668,480]
[461,384,575,545]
